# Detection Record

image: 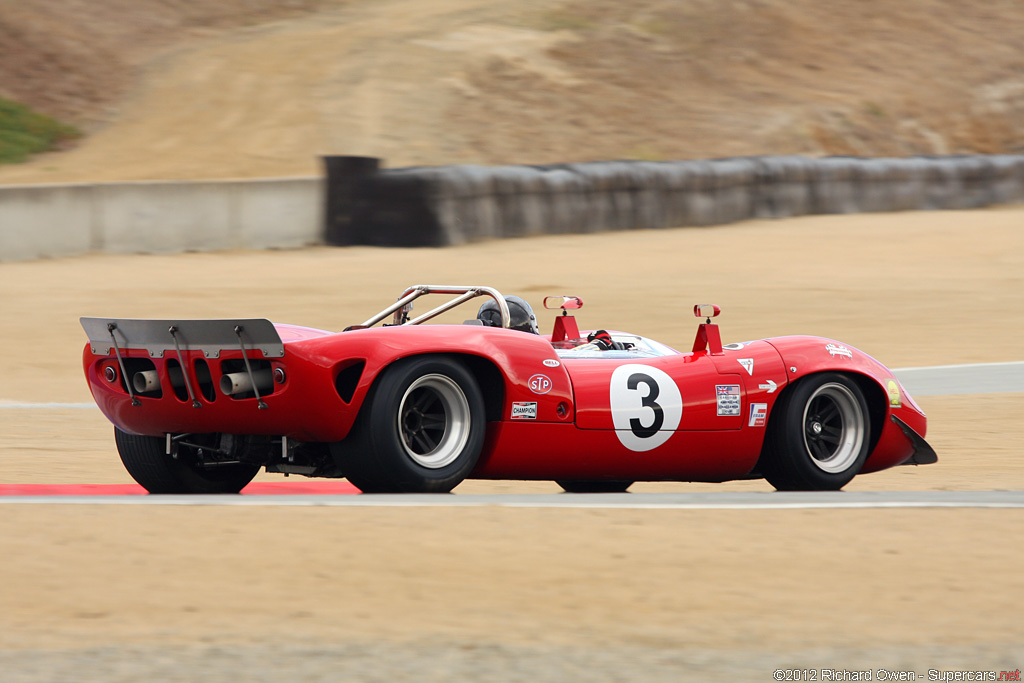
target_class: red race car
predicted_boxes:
[81,285,935,494]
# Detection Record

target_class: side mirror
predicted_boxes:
[544,296,583,310]
[693,304,721,319]
[692,304,724,355]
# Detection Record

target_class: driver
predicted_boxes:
[478,297,627,351]
[586,329,626,351]
[476,296,540,334]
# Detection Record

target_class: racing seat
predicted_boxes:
[477,296,540,334]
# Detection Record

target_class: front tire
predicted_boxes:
[760,373,870,491]
[334,356,486,493]
[115,428,260,494]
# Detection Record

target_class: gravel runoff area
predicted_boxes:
[1,208,1023,680]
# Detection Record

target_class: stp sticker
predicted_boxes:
[528,374,552,395]
[737,359,754,375]
[511,402,538,419]
[609,364,683,452]
[543,359,561,368]
[749,403,768,427]
[887,379,901,408]
[716,385,741,416]
[826,343,853,359]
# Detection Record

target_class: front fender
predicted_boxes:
[765,336,932,473]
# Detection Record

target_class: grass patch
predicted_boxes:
[0,97,81,164]
[863,101,887,118]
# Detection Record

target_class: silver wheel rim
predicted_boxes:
[397,374,471,469]
[801,382,865,474]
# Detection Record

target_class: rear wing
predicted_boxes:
[81,317,284,409]
[80,318,284,359]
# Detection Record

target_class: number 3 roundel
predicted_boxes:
[609,365,683,452]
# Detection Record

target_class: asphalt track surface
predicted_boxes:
[2,361,1020,507]
[3,490,1024,509]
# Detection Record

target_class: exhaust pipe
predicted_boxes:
[132,370,160,394]
[220,369,273,397]
[132,368,189,394]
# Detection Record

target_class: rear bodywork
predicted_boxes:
[81,287,934,484]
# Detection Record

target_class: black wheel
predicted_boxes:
[557,480,634,493]
[760,373,871,491]
[114,427,260,494]
[333,356,486,493]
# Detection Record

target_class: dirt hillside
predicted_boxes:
[1,0,1024,184]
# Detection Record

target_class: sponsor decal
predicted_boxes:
[887,379,902,408]
[716,384,741,416]
[825,343,853,359]
[511,402,538,420]
[722,342,748,351]
[749,403,768,427]
[528,374,552,395]
[758,379,778,393]
[609,364,683,452]
[737,359,754,375]
[542,359,561,368]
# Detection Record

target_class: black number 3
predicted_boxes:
[627,373,664,438]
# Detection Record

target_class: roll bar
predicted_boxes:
[358,285,511,329]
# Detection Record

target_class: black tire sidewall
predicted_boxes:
[763,373,871,491]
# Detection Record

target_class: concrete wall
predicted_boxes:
[324,154,1024,247]
[0,177,323,262]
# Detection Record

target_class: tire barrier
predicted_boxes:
[3,154,1023,261]
[323,154,1024,247]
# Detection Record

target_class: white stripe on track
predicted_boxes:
[893,360,1024,371]
[3,492,1024,509]
[0,402,97,409]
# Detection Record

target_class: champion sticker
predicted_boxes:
[511,402,538,420]
[716,384,741,416]
[543,359,561,368]
[528,374,552,395]
[749,403,768,427]
[737,359,754,375]
[825,343,853,359]
[887,379,901,408]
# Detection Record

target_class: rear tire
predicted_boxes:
[760,373,870,491]
[115,428,260,494]
[557,480,633,493]
[333,356,486,493]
